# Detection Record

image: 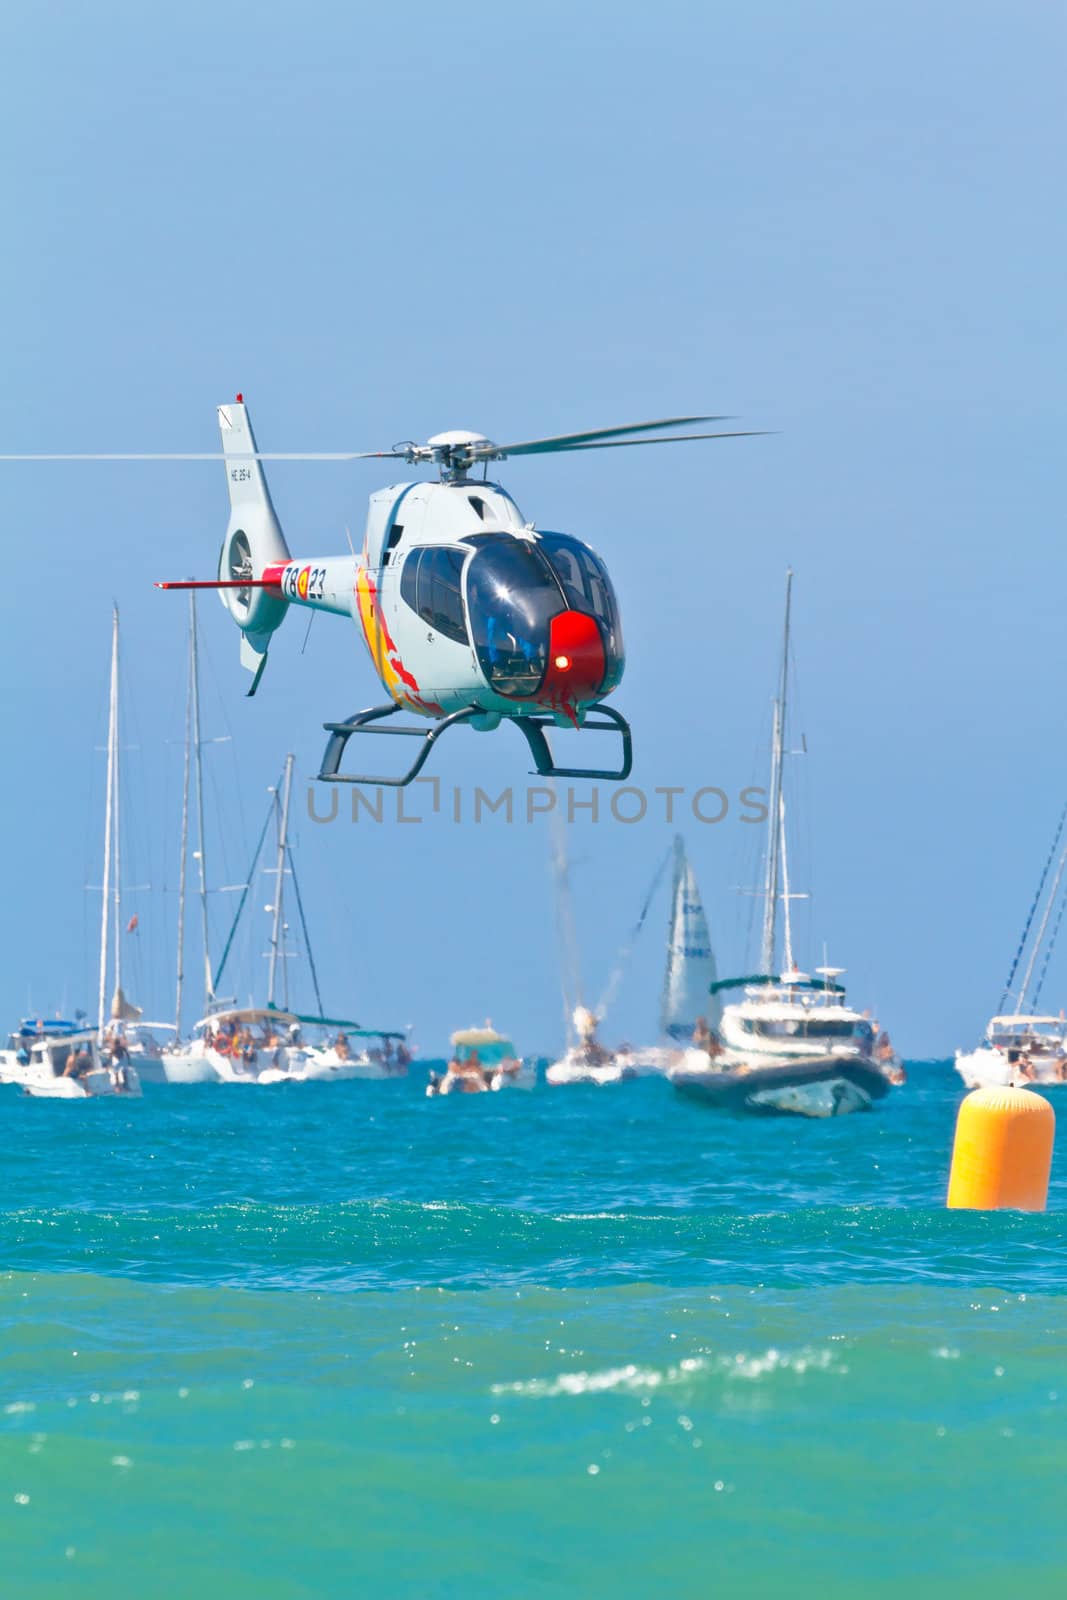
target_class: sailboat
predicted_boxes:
[1,610,146,1097]
[545,808,639,1086]
[661,836,720,1042]
[178,754,406,1084]
[955,804,1067,1088]
[670,572,900,1118]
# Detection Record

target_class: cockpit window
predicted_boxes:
[465,537,566,697]
[537,533,616,626]
[399,547,469,645]
[537,531,624,695]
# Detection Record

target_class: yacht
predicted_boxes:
[956,805,1067,1089]
[670,571,901,1118]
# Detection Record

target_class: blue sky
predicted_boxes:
[1,1,1063,1056]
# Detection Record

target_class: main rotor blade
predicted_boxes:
[481,416,731,459]
[512,429,770,455]
[0,451,407,462]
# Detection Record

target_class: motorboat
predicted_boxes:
[427,1027,533,1095]
[302,1028,412,1081]
[671,974,896,1116]
[0,1021,141,1099]
[672,1048,891,1118]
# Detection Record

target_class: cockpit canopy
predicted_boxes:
[399,531,624,702]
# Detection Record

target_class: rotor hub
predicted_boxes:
[422,430,496,481]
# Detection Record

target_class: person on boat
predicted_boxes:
[397,1041,412,1068]
[573,1007,611,1068]
[334,1032,351,1062]
[109,1032,130,1069]
[63,1044,93,1080]
[690,1016,724,1060]
[15,1040,30,1067]
[447,1049,489,1092]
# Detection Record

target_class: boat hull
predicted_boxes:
[955,1047,1067,1090]
[670,1054,890,1118]
[135,1053,219,1085]
[20,1066,142,1099]
[546,1052,638,1086]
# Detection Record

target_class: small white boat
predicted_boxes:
[956,1015,1067,1089]
[427,1026,534,1095]
[0,1024,141,1099]
[301,1029,412,1081]
[956,805,1067,1091]
[546,1008,638,1086]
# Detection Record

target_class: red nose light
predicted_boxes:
[541,611,606,705]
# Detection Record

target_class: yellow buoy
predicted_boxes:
[947,1084,1055,1211]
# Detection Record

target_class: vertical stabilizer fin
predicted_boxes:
[215,396,290,678]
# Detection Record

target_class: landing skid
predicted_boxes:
[319,703,633,787]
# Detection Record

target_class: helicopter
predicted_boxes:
[10,399,762,785]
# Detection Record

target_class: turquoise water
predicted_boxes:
[2,1065,1065,1597]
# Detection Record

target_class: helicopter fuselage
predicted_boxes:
[266,479,625,728]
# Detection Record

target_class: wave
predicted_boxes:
[1,1197,1064,1293]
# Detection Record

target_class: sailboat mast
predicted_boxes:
[267,755,294,1009]
[550,803,584,1045]
[759,570,793,974]
[97,606,119,1039]
[1016,835,1067,1013]
[778,793,796,973]
[174,599,194,1035]
[189,595,214,1009]
[660,835,685,1033]
[112,616,123,1002]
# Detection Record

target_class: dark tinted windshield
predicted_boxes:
[537,532,624,694]
[537,533,616,626]
[465,537,566,697]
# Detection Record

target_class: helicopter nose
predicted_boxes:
[540,610,606,704]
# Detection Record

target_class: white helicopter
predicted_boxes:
[10,401,761,785]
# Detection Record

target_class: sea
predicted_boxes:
[2,1061,1065,1598]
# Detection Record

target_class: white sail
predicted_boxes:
[661,838,719,1038]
